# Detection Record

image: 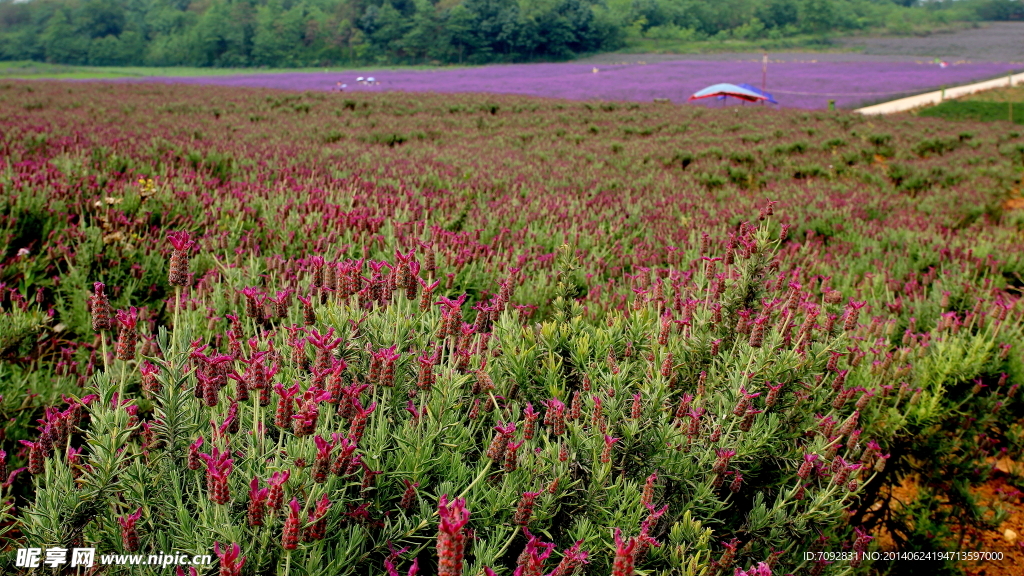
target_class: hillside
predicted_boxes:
[0,0,1020,67]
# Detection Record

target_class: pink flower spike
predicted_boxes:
[118,507,143,552]
[117,507,142,528]
[435,293,469,311]
[167,231,196,252]
[612,528,638,576]
[418,277,440,291]
[395,248,415,263]
[214,542,245,576]
[314,435,333,458]
[437,494,470,576]
[248,477,267,500]
[116,307,139,329]
[385,543,413,576]
[3,467,25,488]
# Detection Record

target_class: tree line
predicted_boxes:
[0,0,1019,67]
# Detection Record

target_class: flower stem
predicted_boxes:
[172,286,181,357]
[457,460,492,501]
[100,329,110,373]
[493,527,520,562]
[253,394,263,457]
[398,460,492,539]
[118,360,128,403]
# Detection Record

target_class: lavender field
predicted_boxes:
[106,58,1024,109]
[2,81,1024,575]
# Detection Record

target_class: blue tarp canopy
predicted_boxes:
[689,83,775,103]
[736,83,778,104]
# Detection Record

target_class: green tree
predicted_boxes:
[41,10,88,64]
[0,0,996,67]
[145,31,196,65]
[223,2,257,66]
[756,0,799,28]
[189,0,253,66]
[0,28,42,60]
[800,0,835,33]
[252,0,305,66]
[402,0,439,62]
[461,0,521,60]
[77,0,126,38]
[145,5,198,38]
[439,4,480,63]
[361,2,410,57]
[88,35,124,65]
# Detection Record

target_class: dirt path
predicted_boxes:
[855,71,1024,115]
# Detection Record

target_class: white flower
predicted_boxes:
[17,248,30,257]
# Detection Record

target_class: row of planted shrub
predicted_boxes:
[0,82,1022,575]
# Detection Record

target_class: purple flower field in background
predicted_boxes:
[109,58,1023,109]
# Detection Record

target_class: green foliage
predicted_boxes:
[913,136,961,157]
[698,170,727,189]
[0,0,1003,67]
[672,150,695,169]
[919,100,1024,125]
[2,85,1024,575]
[0,306,45,357]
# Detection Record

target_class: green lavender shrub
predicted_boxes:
[1,84,1023,576]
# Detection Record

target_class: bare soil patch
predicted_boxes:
[961,469,1024,576]
[577,22,1024,66]
[574,52,952,65]
[837,22,1024,63]
[876,462,1024,576]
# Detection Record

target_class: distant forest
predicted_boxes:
[0,0,1021,67]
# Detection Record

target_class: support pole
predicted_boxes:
[762,52,768,93]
